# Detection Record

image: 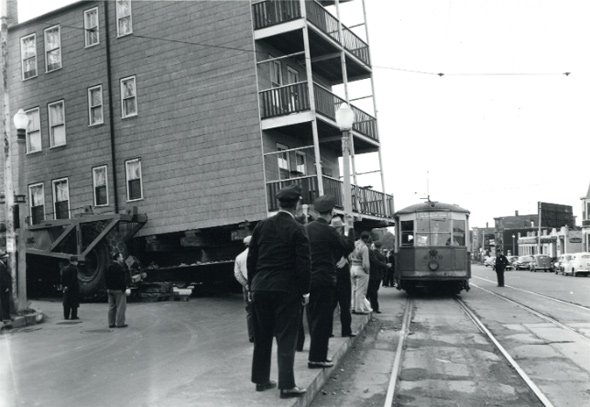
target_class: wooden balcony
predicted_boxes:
[266,175,394,219]
[252,0,370,66]
[259,81,377,142]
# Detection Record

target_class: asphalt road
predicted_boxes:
[311,264,590,407]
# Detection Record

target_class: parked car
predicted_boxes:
[514,256,533,270]
[555,254,574,275]
[530,254,553,272]
[506,256,518,271]
[484,256,495,268]
[562,252,590,277]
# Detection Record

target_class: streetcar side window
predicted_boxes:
[451,220,466,246]
[401,220,414,246]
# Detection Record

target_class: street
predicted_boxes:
[1,265,589,407]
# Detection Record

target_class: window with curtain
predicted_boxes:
[88,85,103,125]
[48,101,66,147]
[29,183,45,225]
[121,76,137,118]
[25,108,41,153]
[116,0,132,37]
[126,159,143,201]
[84,7,100,47]
[20,34,37,80]
[93,166,108,206]
[53,179,70,219]
[44,26,62,72]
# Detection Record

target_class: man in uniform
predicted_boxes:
[60,259,80,320]
[329,217,355,338]
[247,185,311,399]
[367,241,390,313]
[495,249,509,287]
[306,196,355,368]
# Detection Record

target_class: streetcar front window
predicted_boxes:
[401,220,414,246]
[415,213,451,246]
[452,220,466,246]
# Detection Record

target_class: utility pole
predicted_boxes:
[0,0,18,312]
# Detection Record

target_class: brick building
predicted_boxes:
[4,0,393,294]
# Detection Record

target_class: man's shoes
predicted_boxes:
[280,387,306,399]
[116,324,128,328]
[329,333,334,338]
[255,380,276,392]
[109,325,115,328]
[71,317,80,320]
[308,360,334,369]
[342,333,357,337]
[352,311,370,315]
[374,310,382,314]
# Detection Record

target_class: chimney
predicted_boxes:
[515,210,519,216]
[6,0,18,26]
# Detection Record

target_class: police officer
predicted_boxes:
[247,185,311,399]
[495,250,509,287]
[306,196,354,369]
[60,260,80,320]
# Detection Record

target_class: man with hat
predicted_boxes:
[234,235,254,342]
[60,258,81,320]
[0,254,11,322]
[368,241,390,314]
[305,195,355,369]
[329,216,355,338]
[247,184,311,399]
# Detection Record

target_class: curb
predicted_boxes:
[0,309,45,332]
[290,312,372,407]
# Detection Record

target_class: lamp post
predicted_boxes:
[13,109,29,310]
[512,234,516,256]
[335,103,354,232]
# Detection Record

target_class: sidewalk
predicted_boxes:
[0,295,370,407]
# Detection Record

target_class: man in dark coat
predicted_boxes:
[247,184,311,399]
[383,250,395,287]
[495,250,509,287]
[329,217,355,338]
[105,252,130,328]
[60,260,80,320]
[0,257,11,322]
[368,241,390,313]
[306,196,354,369]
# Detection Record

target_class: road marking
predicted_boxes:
[471,283,590,342]
[455,297,555,407]
[383,297,412,407]
[472,275,590,312]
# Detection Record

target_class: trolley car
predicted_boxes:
[394,200,471,294]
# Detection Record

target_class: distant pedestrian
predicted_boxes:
[329,216,356,338]
[306,196,354,369]
[0,256,11,322]
[105,252,130,328]
[367,241,389,314]
[350,231,372,314]
[60,260,80,320]
[383,249,395,287]
[495,250,509,287]
[247,184,311,399]
[234,235,254,343]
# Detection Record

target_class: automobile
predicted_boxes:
[530,254,553,272]
[506,256,518,271]
[513,256,533,270]
[484,257,496,268]
[562,252,590,277]
[554,254,574,275]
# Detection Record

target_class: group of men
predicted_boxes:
[233,184,392,399]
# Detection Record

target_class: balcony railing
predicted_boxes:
[259,81,377,141]
[252,0,370,66]
[266,175,394,219]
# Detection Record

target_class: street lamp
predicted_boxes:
[13,109,29,311]
[512,234,516,256]
[335,103,354,232]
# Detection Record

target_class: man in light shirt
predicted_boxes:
[234,235,254,343]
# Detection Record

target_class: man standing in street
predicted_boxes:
[234,235,254,343]
[495,250,509,287]
[247,185,311,399]
[106,252,130,328]
[0,256,11,323]
[60,259,80,320]
[306,196,355,369]
[367,241,390,314]
[330,217,355,338]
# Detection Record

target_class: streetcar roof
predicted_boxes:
[394,201,470,215]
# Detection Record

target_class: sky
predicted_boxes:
[12,0,590,228]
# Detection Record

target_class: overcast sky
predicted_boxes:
[14,0,590,228]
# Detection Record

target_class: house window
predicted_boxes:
[270,57,282,87]
[25,108,41,153]
[88,85,103,125]
[587,203,590,220]
[44,25,62,72]
[93,166,109,206]
[84,7,100,47]
[277,144,290,180]
[286,67,299,84]
[120,76,137,118]
[295,152,306,175]
[29,183,45,225]
[48,100,66,147]
[116,0,133,37]
[125,158,143,201]
[52,178,70,220]
[20,34,37,80]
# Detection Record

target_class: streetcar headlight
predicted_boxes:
[428,260,439,271]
